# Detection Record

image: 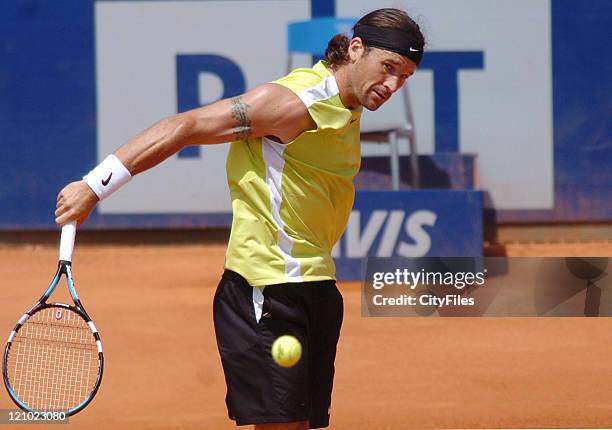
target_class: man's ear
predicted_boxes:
[348,37,365,63]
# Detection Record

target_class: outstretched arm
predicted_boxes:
[54,83,314,226]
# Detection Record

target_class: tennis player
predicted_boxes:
[55,8,424,430]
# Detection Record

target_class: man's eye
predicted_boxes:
[383,63,392,72]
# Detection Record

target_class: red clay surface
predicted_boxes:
[1,241,611,429]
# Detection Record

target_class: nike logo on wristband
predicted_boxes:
[101,173,112,186]
[410,47,419,52]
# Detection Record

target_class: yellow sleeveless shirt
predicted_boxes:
[224,61,362,286]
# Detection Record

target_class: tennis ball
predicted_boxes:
[271,335,302,368]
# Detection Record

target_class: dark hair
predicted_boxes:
[324,8,425,67]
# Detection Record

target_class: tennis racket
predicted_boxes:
[2,221,103,415]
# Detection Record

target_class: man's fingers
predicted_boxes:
[55,181,96,227]
[54,204,72,225]
[55,214,68,226]
[54,207,64,219]
[55,212,70,226]
[55,211,82,227]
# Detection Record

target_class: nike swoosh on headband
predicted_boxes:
[353,25,424,65]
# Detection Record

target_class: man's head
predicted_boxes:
[325,8,425,111]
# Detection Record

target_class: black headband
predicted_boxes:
[352,24,424,65]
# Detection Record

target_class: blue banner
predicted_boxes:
[333,190,483,280]
[0,0,610,229]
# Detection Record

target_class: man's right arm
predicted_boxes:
[54,83,315,226]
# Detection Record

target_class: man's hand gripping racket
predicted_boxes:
[2,221,103,415]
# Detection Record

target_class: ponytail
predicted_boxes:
[324,34,351,67]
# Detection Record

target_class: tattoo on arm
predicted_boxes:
[230,96,252,140]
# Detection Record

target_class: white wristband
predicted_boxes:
[83,154,132,201]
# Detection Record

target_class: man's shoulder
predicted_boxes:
[273,62,334,95]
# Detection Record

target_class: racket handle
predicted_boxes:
[59,220,77,262]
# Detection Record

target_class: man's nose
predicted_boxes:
[384,76,402,94]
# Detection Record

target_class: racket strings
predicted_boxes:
[6,307,99,412]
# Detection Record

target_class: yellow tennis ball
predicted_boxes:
[271,335,302,368]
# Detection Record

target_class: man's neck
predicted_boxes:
[330,64,359,109]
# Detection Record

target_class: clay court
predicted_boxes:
[1,235,611,429]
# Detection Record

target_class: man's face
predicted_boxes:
[349,42,417,111]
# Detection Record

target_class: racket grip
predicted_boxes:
[59,220,77,262]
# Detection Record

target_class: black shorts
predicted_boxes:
[213,269,343,428]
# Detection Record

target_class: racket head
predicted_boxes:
[2,303,104,415]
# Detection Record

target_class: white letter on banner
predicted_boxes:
[331,241,341,258]
[376,210,405,257]
[397,210,437,257]
[346,210,388,258]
